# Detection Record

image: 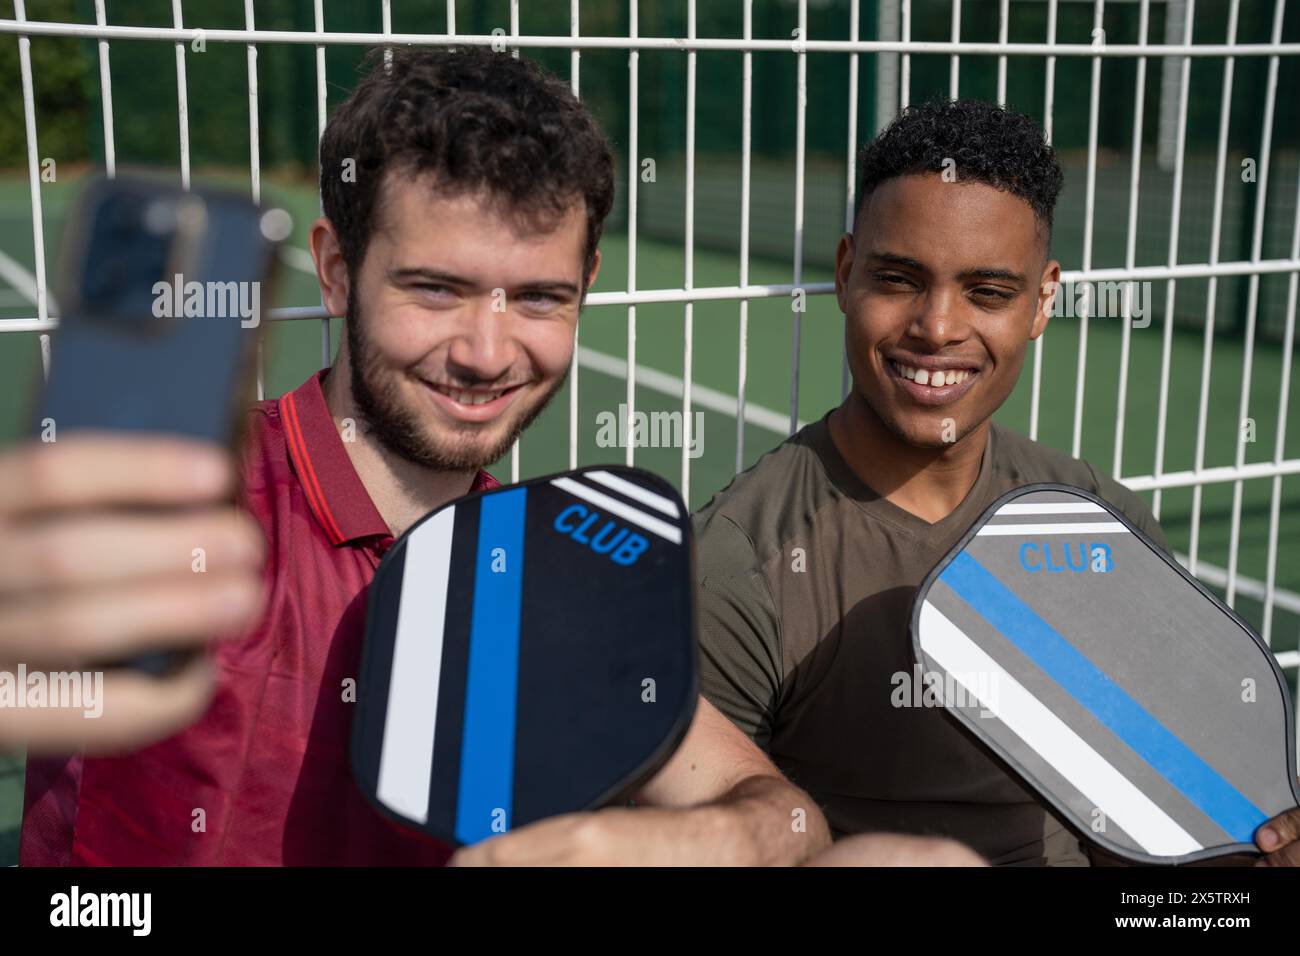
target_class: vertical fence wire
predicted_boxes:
[735,0,753,474]
[1226,0,1286,605]
[1188,0,1241,575]
[1151,0,1196,521]
[789,0,808,435]
[568,0,581,471]
[1112,0,1152,481]
[681,0,697,501]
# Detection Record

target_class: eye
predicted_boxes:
[516,291,565,312]
[971,286,1014,302]
[873,271,914,288]
[415,283,456,298]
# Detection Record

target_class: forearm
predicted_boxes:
[635,773,831,866]
[450,697,837,866]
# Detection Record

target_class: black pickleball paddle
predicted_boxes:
[911,482,1300,865]
[352,465,697,847]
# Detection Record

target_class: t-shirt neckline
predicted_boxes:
[807,409,997,538]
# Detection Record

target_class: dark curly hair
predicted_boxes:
[855,99,1064,244]
[320,46,615,285]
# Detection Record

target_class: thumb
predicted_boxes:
[1255,804,1300,852]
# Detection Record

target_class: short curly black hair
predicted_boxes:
[855,99,1064,244]
[320,46,615,285]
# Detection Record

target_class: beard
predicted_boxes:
[345,288,567,472]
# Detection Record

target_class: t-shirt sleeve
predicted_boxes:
[692,510,784,750]
[1086,464,1171,555]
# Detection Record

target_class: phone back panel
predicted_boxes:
[37,176,281,444]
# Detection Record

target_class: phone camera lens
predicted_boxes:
[144,199,176,236]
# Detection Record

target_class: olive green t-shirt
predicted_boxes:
[693,414,1169,866]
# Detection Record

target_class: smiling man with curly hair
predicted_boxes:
[693,99,1164,867]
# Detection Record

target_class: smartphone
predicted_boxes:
[36,173,289,674]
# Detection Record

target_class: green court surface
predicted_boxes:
[1,169,1297,864]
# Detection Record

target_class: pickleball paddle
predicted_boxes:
[352,465,697,848]
[911,482,1300,865]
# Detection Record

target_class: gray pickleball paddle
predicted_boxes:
[352,465,697,848]
[911,482,1300,865]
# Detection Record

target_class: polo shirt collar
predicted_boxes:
[278,371,501,547]
[279,370,390,546]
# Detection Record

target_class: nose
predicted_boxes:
[445,293,517,384]
[906,285,970,351]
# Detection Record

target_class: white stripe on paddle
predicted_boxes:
[552,477,682,545]
[996,502,1107,515]
[377,505,455,823]
[586,469,680,518]
[976,522,1130,536]
[918,600,1202,857]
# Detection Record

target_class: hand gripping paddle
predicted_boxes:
[911,483,1300,865]
[352,466,697,848]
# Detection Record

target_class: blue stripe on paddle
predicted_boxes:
[454,487,527,845]
[940,549,1267,843]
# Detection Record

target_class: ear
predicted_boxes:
[585,248,602,294]
[310,217,351,318]
[834,232,855,315]
[1032,259,1061,341]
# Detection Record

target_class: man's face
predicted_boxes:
[342,173,594,471]
[835,172,1058,449]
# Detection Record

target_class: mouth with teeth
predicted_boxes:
[887,359,979,406]
[420,379,527,422]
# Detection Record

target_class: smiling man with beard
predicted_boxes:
[18,46,831,867]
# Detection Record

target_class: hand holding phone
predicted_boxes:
[0,174,285,753]
[0,435,266,754]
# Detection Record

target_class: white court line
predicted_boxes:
[919,600,1203,857]
[0,247,58,313]
[576,345,803,436]
[552,476,682,545]
[587,469,680,517]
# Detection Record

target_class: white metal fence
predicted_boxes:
[0,1,1297,696]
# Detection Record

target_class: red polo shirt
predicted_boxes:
[21,370,499,865]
